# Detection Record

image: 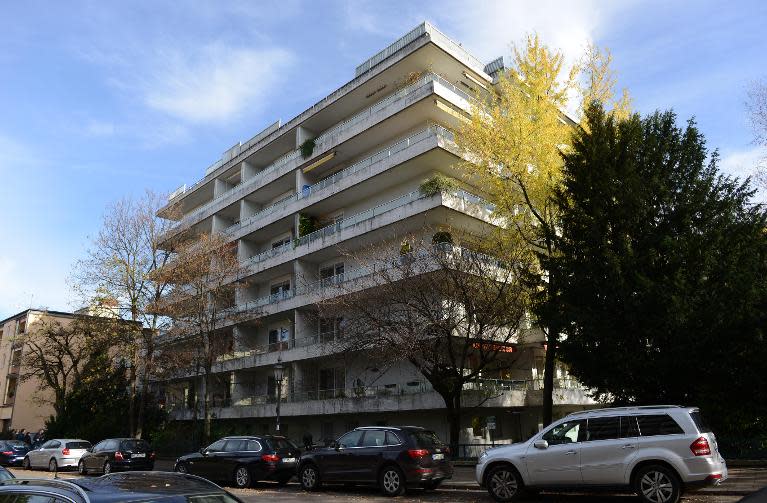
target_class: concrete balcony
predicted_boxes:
[159,74,470,245]
[238,188,496,283]
[166,379,592,420]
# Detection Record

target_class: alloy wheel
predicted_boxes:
[175,463,187,474]
[48,459,57,472]
[640,470,675,503]
[103,462,112,474]
[489,468,519,501]
[22,457,30,470]
[301,465,318,490]
[235,467,250,488]
[78,461,87,475]
[381,468,403,496]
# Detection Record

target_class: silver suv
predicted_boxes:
[476,406,727,503]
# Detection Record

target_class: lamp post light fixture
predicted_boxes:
[273,357,285,433]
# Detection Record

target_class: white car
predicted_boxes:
[22,438,92,471]
[476,405,727,503]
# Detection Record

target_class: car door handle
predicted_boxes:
[621,444,636,449]
[564,450,577,455]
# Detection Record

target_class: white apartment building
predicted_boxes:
[156,22,595,449]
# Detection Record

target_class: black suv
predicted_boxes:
[175,436,300,488]
[78,438,155,474]
[297,426,453,496]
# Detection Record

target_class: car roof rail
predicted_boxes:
[565,405,684,416]
[0,478,90,503]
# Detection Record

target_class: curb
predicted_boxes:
[438,483,753,496]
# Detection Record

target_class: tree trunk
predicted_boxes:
[542,329,557,427]
[128,362,137,436]
[203,369,211,444]
[439,390,462,456]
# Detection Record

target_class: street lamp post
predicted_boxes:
[273,357,284,433]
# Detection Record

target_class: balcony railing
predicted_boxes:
[224,124,454,236]
[163,73,468,237]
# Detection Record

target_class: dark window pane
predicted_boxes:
[637,415,684,436]
[620,416,639,438]
[265,438,297,451]
[361,430,386,447]
[542,420,585,445]
[224,440,246,452]
[587,417,620,441]
[337,431,363,448]
[120,440,149,451]
[411,430,445,448]
[245,440,262,452]
[206,439,227,452]
[690,411,711,433]
[66,441,91,450]
[385,432,401,445]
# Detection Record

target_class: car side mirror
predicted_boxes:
[330,441,340,450]
[199,448,207,455]
[533,440,549,450]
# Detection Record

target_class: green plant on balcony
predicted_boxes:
[399,239,412,256]
[299,138,316,159]
[298,213,318,237]
[419,174,458,197]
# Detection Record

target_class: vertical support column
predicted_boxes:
[214,179,233,197]
[293,259,315,295]
[241,161,258,181]
[240,199,260,223]
[211,214,228,233]
[296,125,315,148]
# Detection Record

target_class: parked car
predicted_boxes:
[78,438,155,475]
[0,471,245,503]
[476,405,727,503]
[22,438,91,471]
[297,426,453,496]
[174,435,300,488]
[0,466,14,481]
[0,440,30,466]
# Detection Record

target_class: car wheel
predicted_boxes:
[635,465,681,503]
[299,464,321,491]
[233,465,251,489]
[175,462,187,474]
[103,461,112,475]
[486,464,523,502]
[22,457,31,470]
[379,465,405,497]
[48,458,58,473]
[78,460,88,475]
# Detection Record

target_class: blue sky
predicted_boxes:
[1,0,765,318]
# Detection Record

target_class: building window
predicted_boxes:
[319,263,344,287]
[318,317,342,343]
[270,281,291,301]
[272,237,291,249]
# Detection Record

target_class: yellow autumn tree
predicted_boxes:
[579,43,632,123]
[456,34,629,425]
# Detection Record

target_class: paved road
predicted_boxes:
[8,466,763,503]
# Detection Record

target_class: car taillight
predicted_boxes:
[407,449,430,459]
[150,452,156,460]
[114,451,124,461]
[62,448,70,456]
[690,437,711,456]
[261,454,280,463]
[1,451,12,456]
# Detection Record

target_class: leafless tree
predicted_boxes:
[19,315,124,417]
[74,190,176,437]
[315,230,532,450]
[747,80,767,189]
[149,232,260,442]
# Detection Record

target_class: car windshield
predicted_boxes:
[265,438,297,450]
[66,442,91,449]
[121,439,150,451]
[411,430,444,448]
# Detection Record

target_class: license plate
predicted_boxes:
[282,457,296,464]
[133,453,146,458]
[432,453,444,460]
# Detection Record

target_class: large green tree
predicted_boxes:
[548,103,767,434]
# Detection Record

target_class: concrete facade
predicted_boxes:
[156,22,596,446]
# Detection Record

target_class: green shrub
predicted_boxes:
[419,174,458,197]
[432,231,453,244]
[299,138,316,159]
[298,213,318,237]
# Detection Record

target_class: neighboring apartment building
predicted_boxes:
[156,22,595,446]
[0,309,72,433]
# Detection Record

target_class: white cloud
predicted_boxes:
[141,44,295,123]
[84,120,116,137]
[719,145,767,180]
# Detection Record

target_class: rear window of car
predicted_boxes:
[6,441,26,448]
[265,438,297,450]
[689,411,712,433]
[121,440,150,451]
[410,430,444,448]
[636,414,684,436]
[67,441,91,449]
